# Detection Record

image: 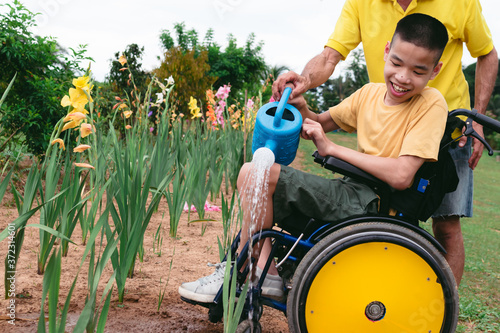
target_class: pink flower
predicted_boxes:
[215,85,231,100]
[246,98,254,110]
[183,201,221,213]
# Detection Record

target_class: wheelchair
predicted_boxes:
[181,109,500,333]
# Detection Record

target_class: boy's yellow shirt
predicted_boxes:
[330,83,448,162]
[326,0,494,111]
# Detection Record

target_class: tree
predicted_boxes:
[206,33,266,100]
[0,0,91,155]
[312,48,368,112]
[107,44,149,95]
[159,23,267,103]
[154,46,215,116]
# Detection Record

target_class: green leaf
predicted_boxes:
[25,224,76,245]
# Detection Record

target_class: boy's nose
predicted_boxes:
[397,71,410,83]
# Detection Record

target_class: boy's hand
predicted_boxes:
[290,94,308,115]
[301,118,333,156]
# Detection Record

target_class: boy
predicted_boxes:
[179,13,449,303]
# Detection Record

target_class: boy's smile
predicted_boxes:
[383,36,442,106]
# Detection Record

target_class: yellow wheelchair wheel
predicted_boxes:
[287,222,458,333]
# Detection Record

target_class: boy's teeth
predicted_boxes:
[393,83,408,92]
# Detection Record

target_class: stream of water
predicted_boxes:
[241,147,275,321]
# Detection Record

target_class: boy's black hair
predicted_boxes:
[392,13,448,63]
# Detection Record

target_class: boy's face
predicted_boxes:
[383,36,442,106]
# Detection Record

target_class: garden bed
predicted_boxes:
[0,193,289,332]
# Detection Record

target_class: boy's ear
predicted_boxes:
[430,61,443,80]
[383,41,391,61]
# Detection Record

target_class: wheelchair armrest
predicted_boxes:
[313,151,392,195]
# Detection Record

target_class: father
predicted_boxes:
[273,0,498,286]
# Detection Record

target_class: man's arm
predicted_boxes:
[466,46,498,169]
[272,47,343,101]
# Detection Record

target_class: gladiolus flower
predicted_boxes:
[72,76,91,91]
[51,138,65,150]
[80,123,93,138]
[188,97,201,119]
[122,110,133,119]
[61,87,89,111]
[166,75,175,86]
[62,120,80,132]
[119,103,128,110]
[63,112,86,123]
[73,144,91,153]
[119,68,128,71]
[126,125,132,129]
[156,92,164,104]
[246,98,254,110]
[118,55,127,66]
[215,85,231,100]
[75,162,95,169]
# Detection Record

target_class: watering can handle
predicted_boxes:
[273,87,292,128]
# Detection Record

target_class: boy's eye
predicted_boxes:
[414,71,424,75]
[391,61,400,67]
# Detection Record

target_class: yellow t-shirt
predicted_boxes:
[326,0,494,110]
[329,83,448,161]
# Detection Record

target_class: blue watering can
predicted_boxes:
[252,87,303,165]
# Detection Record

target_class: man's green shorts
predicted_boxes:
[273,165,379,234]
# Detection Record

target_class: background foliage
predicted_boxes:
[0,0,92,156]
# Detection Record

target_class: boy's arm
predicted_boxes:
[301,118,424,191]
[293,96,340,132]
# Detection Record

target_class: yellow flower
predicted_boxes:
[63,112,87,123]
[62,120,80,132]
[74,162,95,169]
[188,97,201,119]
[191,107,201,119]
[61,88,89,112]
[188,96,198,110]
[118,55,127,66]
[51,138,65,150]
[122,110,133,119]
[119,103,128,110]
[80,123,94,138]
[72,76,90,91]
[73,144,91,153]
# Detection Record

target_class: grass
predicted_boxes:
[296,131,500,332]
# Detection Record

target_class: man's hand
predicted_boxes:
[272,71,310,103]
[462,122,484,170]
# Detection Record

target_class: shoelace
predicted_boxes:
[198,262,226,286]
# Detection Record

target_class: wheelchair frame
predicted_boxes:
[181,109,500,333]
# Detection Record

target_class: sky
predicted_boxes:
[5,0,500,82]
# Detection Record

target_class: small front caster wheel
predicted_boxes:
[236,319,262,333]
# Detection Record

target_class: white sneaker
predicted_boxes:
[178,262,285,303]
[178,262,226,303]
[255,266,284,300]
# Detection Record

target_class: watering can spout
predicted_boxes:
[264,140,278,153]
